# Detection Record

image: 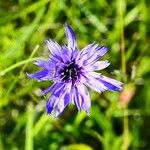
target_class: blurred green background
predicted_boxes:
[0,0,150,150]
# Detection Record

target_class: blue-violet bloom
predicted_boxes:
[28,24,123,117]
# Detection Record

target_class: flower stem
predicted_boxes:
[0,58,36,76]
[120,0,127,82]
[122,106,129,150]
[119,0,129,149]
[0,45,39,76]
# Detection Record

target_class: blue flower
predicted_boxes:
[28,24,123,117]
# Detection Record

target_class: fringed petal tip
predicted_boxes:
[46,105,63,118]
[64,23,69,28]
[34,58,45,66]
[26,72,33,79]
[26,72,43,82]
[98,46,109,57]
[84,108,90,116]
[54,111,60,118]
[46,102,53,115]
[45,39,50,45]
[100,79,123,92]
[65,24,77,50]
[65,23,73,32]
[41,86,53,96]
[86,111,90,116]
[26,72,35,80]
[45,39,53,47]
[118,84,124,91]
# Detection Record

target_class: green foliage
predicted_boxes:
[0,0,150,149]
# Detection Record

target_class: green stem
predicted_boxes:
[20,45,39,76]
[0,58,37,76]
[120,0,126,82]
[25,103,34,150]
[119,0,129,149]
[122,106,129,150]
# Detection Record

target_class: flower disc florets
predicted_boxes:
[59,62,80,83]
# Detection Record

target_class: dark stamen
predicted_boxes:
[61,62,79,82]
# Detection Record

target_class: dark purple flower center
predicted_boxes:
[60,62,80,82]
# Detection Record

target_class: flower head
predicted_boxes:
[28,24,123,117]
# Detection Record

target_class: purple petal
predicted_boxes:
[74,83,91,114]
[84,60,110,71]
[27,67,56,81]
[83,46,108,65]
[56,62,66,70]
[80,43,98,57]
[74,87,82,111]
[54,82,72,117]
[71,49,80,62]
[34,59,55,72]
[28,58,57,81]
[70,86,75,104]
[45,39,61,56]
[45,39,63,62]
[42,84,54,96]
[46,83,65,114]
[98,79,121,91]
[46,81,72,116]
[27,69,48,81]
[97,75,123,91]
[49,54,63,63]
[55,93,70,117]
[46,95,59,114]
[34,59,50,68]
[42,82,64,95]
[85,72,123,92]
[81,73,107,93]
[61,46,71,63]
[65,24,77,51]
[79,44,108,66]
[78,43,98,63]
[51,83,66,96]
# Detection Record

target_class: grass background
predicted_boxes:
[0,0,150,149]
